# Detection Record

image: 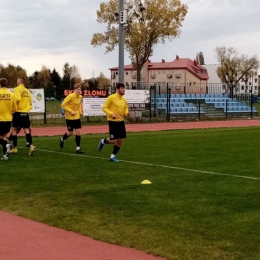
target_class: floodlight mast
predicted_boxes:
[118,0,126,84]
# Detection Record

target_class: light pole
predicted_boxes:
[118,0,125,84]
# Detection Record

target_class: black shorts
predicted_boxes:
[109,121,126,140]
[12,112,30,129]
[66,119,81,132]
[0,122,11,136]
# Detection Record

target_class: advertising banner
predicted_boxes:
[124,89,150,111]
[83,98,106,116]
[82,89,150,116]
[64,89,108,98]
[9,88,45,113]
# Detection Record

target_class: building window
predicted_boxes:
[163,70,165,74]
[126,72,128,75]
[255,79,257,83]
[255,86,257,90]
[158,70,160,74]
[241,86,244,90]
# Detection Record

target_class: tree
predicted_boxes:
[28,71,40,88]
[215,46,259,84]
[0,64,28,88]
[62,63,72,89]
[91,0,188,82]
[96,73,111,89]
[61,63,82,90]
[37,66,51,88]
[51,69,61,88]
[196,52,205,65]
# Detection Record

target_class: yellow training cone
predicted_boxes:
[141,180,152,184]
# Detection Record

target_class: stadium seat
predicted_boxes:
[159,94,167,98]
[157,98,166,103]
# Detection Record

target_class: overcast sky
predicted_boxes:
[0,0,259,79]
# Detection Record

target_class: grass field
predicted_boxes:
[1,127,260,260]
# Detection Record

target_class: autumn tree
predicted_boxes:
[61,63,82,90]
[37,66,51,88]
[215,46,259,84]
[97,73,111,89]
[0,64,28,87]
[28,71,40,88]
[51,69,61,88]
[91,0,188,82]
[196,52,205,65]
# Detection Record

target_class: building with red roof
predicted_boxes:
[110,56,209,92]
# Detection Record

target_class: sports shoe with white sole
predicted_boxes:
[109,157,119,163]
[60,138,64,149]
[76,149,84,154]
[98,139,104,151]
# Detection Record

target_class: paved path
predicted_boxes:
[2,119,260,260]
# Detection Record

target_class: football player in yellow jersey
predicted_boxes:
[10,76,35,155]
[59,84,84,153]
[0,78,16,160]
[98,83,129,162]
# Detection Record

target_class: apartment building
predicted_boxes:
[109,56,209,89]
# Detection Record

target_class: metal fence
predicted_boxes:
[147,84,258,122]
[30,83,259,125]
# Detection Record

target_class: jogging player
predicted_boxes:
[59,84,84,153]
[10,76,35,155]
[98,82,129,162]
[0,78,16,160]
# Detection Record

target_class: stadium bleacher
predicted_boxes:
[151,93,255,115]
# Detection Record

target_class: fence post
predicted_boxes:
[44,88,47,124]
[198,99,201,120]
[149,86,152,122]
[226,99,228,118]
[166,84,170,122]
[154,83,157,117]
[251,92,253,119]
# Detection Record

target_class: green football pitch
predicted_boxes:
[1,127,260,260]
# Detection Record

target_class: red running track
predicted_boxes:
[0,211,164,260]
[2,119,260,260]
[18,119,260,137]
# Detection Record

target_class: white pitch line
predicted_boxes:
[31,148,259,181]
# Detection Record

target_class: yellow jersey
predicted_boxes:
[0,88,16,122]
[102,92,129,122]
[61,92,83,120]
[14,84,32,113]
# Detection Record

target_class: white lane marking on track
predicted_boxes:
[30,148,259,181]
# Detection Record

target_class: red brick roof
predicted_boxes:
[110,56,209,80]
